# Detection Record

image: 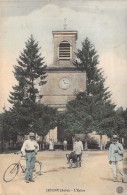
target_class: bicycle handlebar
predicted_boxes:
[14,151,21,155]
[14,151,25,158]
[14,153,26,161]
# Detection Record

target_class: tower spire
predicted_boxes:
[63,18,67,30]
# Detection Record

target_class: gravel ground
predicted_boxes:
[0,150,127,195]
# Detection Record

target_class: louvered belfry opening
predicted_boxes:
[59,41,70,60]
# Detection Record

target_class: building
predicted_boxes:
[40,30,86,143]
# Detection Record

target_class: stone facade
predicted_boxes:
[40,67,86,111]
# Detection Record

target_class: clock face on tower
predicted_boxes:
[59,78,70,90]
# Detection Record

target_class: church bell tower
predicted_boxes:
[52,31,77,67]
[40,30,86,112]
[40,29,86,142]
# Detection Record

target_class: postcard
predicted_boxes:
[0,1,127,195]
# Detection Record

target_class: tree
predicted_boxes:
[114,108,126,139]
[93,103,115,149]
[75,38,117,149]
[3,101,58,142]
[3,109,18,142]
[99,107,126,141]
[0,113,4,152]
[9,35,47,104]
[3,35,58,142]
[58,93,94,150]
[75,38,113,99]
[123,108,127,135]
[123,108,127,146]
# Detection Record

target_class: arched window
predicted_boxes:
[59,41,70,59]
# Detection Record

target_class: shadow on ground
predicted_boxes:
[100,177,113,182]
[43,166,68,173]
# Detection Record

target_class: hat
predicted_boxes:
[76,136,80,141]
[113,135,119,140]
[29,132,35,137]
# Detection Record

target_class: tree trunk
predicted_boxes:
[0,133,4,152]
[100,134,103,150]
[72,136,75,150]
[122,138,124,145]
[84,134,88,150]
[42,136,44,150]
[0,117,4,152]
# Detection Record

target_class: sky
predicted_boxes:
[0,0,127,112]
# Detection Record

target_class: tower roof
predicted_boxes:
[52,31,78,40]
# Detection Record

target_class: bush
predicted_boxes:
[87,137,99,149]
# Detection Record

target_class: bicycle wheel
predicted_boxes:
[3,163,19,182]
[33,161,42,178]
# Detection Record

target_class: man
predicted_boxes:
[49,139,54,151]
[63,139,67,151]
[108,135,126,182]
[21,132,39,183]
[66,151,78,168]
[73,137,83,167]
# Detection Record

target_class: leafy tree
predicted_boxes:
[3,109,18,142]
[3,98,58,143]
[92,100,116,149]
[114,108,126,139]
[123,108,127,135]
[100,107,126,140]
[123,108,127,146]
[58,93,93,150]
[28,103,58,137]
[0,113,4,152]
[123,108,127,127]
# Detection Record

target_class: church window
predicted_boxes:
[59,41,70,59]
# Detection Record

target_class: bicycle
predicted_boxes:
[66,153,82,168]
[3,152,42,183]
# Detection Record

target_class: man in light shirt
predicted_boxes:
[73,137,83,167]
[21,132,39,183]
[108,135,126,183]
[63,139,67,151]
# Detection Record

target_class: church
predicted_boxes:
[40,29,86,143]
[39,29,109,148]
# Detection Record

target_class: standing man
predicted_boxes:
[63,139,67,151]
[73,137,83,167]
[108,135,126,182]
[49,139,54,151]
[21,132,39,183]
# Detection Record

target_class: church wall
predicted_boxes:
[40,70,86,108]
